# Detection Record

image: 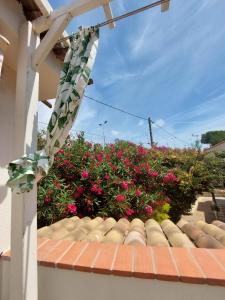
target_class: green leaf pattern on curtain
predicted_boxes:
[7,27,99,194]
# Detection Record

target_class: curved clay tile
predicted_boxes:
[145,219,169,247]
[181,222,224,249]
[212,220,225,231]
[161,220,195,248]
[84,218,116,242]
[124,218,146,246]
[103,218,130,244]
[196,221,225,246]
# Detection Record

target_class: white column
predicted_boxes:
[9,21,39,300]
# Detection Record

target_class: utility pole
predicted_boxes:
[99,120,107,147]
[148,117,154,147]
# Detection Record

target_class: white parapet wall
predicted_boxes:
[1,260,225,300]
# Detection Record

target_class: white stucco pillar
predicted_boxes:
[0,34,12,253]
[9,21,39,300]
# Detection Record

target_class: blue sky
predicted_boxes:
[38,0,225,147]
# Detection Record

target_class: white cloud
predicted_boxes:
[111,130,120,136]
[138,120,144,126]
[99,71,137,87]
[153,119,165,128]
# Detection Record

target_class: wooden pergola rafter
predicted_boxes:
[9,1,170,300]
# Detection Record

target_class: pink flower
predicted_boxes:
[96,153,104,162]
[81,170,89,179]
[148,171,159,177]
[126,208,135,216]
[83,152,91,158]
[63,159,72,167]
[121,181,129,191]
[67,203,77,214]
[123,158,131,167]
[136,190,141,197]
[137,146,147,156]
[58,149,64,154]
[91,184,98,193]
[105,154,111,161]
[44,196,52,204]
[116,194,125,202]
[134,166,142,175]
[104,174,110,180]
[145,205,153,215]
[163,172,177,183]
[117,151,123,159]
[91,184,102,195]
[77,186,85,194]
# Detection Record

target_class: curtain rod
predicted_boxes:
[58,0,170,43]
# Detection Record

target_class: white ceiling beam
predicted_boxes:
[0,34,10,53]
[33,0,53,16]
[161,0,170,12]
[102,3,115,29]
[32,13,72,71]
[33,0,113,34]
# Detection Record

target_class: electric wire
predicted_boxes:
[84,94,187,144]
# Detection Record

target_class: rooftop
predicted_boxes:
[24,217,224,286]
[37,217,225,249]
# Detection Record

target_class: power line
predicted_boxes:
[39,94,187,145]
[152,121,187,144]
[84,94,187,144]
[84,95,147,121]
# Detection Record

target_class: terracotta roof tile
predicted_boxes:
[153,246,179,281]
[191,248,225,286]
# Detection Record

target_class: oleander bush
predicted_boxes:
[37,132,225,227]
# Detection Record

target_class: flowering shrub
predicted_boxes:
[37,133,225,227]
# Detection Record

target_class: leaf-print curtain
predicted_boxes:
[7,27,99,194]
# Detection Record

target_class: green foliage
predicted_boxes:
[201,130,225,146]
[37,133,225,226]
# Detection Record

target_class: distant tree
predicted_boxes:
[201,130,225,146]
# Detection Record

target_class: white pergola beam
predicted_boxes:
[103,3,115,29]
[33,0,113,34]
[161,0,170,12]
[32,13,72,70]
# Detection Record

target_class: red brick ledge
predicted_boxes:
[1,238,225,286]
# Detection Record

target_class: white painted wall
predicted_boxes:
[38,267,225,300]
[0,260,10,300]
[0,64,15,251]
[1,261,225,300]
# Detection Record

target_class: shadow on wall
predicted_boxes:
[0,185,7,204]
[197,201,216,223]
